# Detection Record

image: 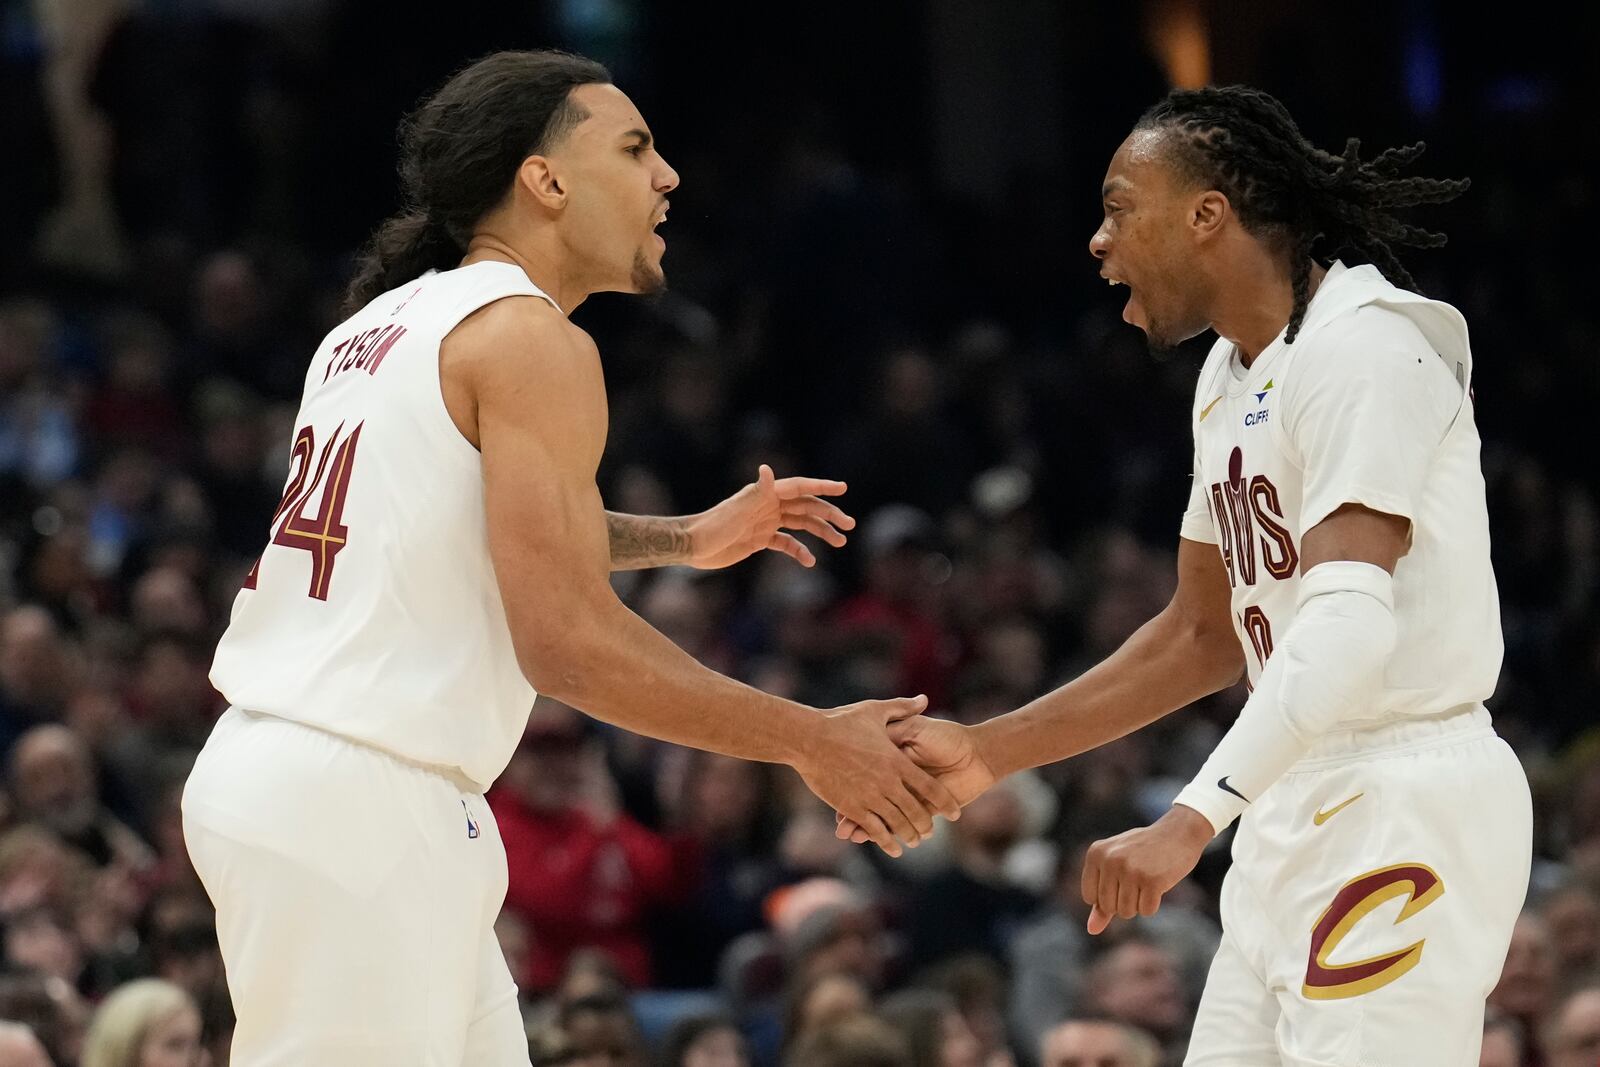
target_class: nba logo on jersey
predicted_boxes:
[461,799,480,840]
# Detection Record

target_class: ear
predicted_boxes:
[517,154,566,212]
[1191,190,1229,240]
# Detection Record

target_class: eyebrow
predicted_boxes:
[623,128,652,148]
[1102,178,1131,199]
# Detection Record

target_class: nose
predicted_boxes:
[1089,223,1110,260]
[655,153,680,194]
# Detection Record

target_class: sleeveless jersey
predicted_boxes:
[211,261,557,789]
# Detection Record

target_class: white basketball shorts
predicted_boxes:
[1185,705,1532,1067]
[182,706,529,1067]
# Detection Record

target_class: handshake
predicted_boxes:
[786,695,996,859]
[792,695,1214,937]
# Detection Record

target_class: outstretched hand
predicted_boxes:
[835,714,997,846]
[687,465,854,570]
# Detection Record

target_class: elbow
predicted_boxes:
[514,632,594,705]
[1174,615,1247,691]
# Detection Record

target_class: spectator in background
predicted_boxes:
[84,312,185,462]
[653,748,786,989]
[0,300,77,493]
[878,988,984,1067]
[904,782,1038,973]
[3,905,83,988]
[0,972,85,1067]
[1492,912,1560,1053]
[1009,835,1218,1057]
[1479,1009,1525,1067]
[0,827,90,924]
[559,993,648,1067]
[1543,986,1600,1067]
[914,956,1015,1067]
[825,345,974,521]
[0,1021,54,1067]
[80,977,207,1067]
[786,1013,910,1067]
[1542,883,1600,988]
[8,724,155,871]
[0,608,78,756]
[492,701,678,993]
[1080,937,1188,1059]
[831,505,958,708]
[655,1013,750,1067]
[1038,1019,1160,1067]
[782,970,873,1056]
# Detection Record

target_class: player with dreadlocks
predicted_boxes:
[838,85,1531,1065]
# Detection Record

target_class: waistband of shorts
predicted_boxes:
[1287,703,1494,771]
[231,706,485,794]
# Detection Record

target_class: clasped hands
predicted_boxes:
[826,709,1213,934]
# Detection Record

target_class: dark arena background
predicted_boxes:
[1,2,1597,1065]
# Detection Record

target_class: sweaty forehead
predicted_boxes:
[567,83,648,140]
[1103,129,1178,196]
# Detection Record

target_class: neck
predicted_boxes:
[1213,256,1328,367]
[459,232,588,315]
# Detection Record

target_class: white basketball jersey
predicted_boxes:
[211,261,556,790]
[1180,261,1502,722]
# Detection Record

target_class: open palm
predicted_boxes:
[688,464,855,569]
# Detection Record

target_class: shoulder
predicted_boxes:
[1280,304,1443,399]
[1295,304,1435,369]
[1190,338,1234,418]
[445,296,601,395]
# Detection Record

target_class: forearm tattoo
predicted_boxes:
[605,512,693,570]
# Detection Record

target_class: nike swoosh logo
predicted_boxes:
[1217,776,1249,802]
[1314,793,1365,826]
[1200,395,1224,422]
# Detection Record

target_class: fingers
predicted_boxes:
[856,807,905,858]
[766,532,816,567]
[1138,884,1162,917]
[871,790,921,849]
[782,496,857,531]
[1082,842,1103,916]
[877,694,929,723]
[857,806,908,857]
[886,781,935,841]
[1087,905,1112,936]
[835,817,871,846]
[1116,876,1141,921]
[772,475,848,499]
[784,515,848,548]
[757,464,777,491]
[897,755,962,821]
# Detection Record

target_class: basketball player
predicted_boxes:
[840,86,1532,1065]
[181,50,958,1066]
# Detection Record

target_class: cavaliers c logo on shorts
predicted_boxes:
[1302,862,1445,1000]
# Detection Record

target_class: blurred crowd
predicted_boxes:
[2,3,1599,1066]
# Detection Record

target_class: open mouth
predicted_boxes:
[651,203,668,249]
[1104,275,1141,327]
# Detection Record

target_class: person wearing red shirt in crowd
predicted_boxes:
[489,700,680,992]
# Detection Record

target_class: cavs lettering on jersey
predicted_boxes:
[1179,261,1502,723]
[211,262,556,790]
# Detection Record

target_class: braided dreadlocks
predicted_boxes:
[1136,86,1469,343]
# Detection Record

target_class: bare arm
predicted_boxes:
[971,536,1244,779]
[445,297,957,853]
[605,512,692,570]
[604,467,854,572]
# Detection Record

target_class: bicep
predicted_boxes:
[470,320,615,661]
[1299,503,1410,574]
